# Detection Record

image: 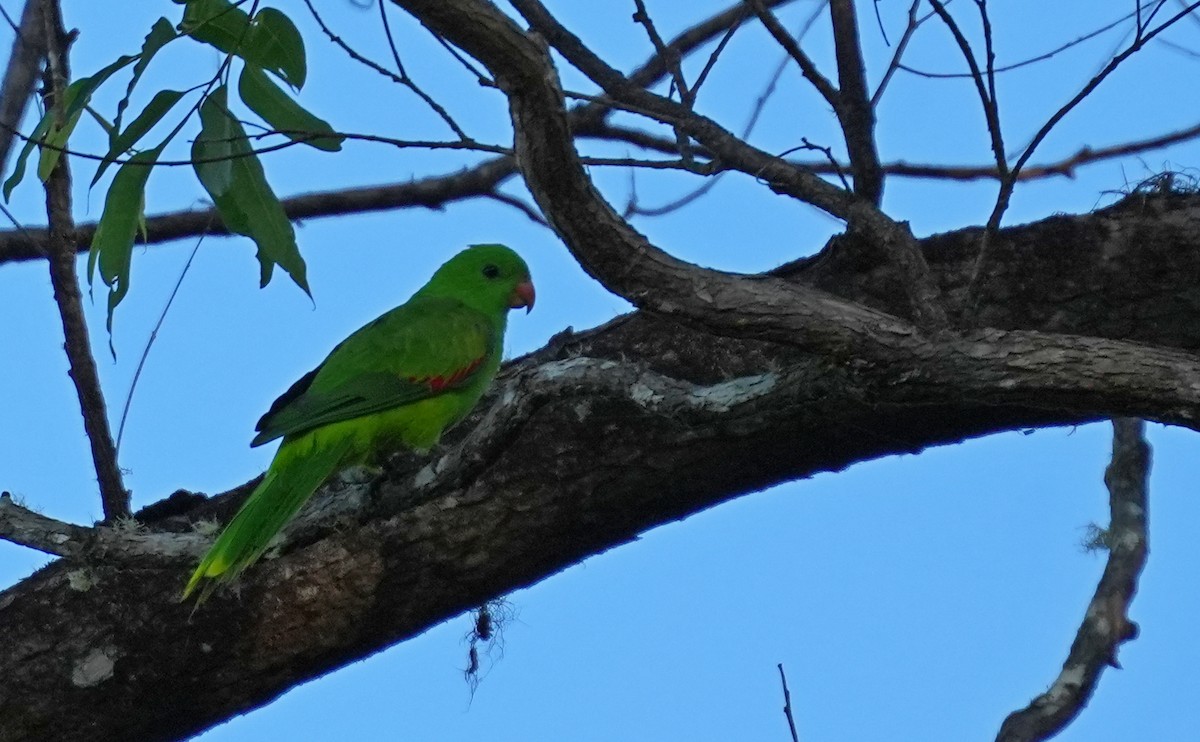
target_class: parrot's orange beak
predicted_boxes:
[510,280,535,313]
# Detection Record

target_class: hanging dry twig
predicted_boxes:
[995,419,1150,742]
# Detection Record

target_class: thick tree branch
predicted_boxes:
[501,0,948,330]
[1,189,1199,740]
[995,418,1150,742]
[39,0,127,521]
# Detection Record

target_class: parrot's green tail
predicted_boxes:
[182,436,353,602]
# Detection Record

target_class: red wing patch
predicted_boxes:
[406,355,485,393]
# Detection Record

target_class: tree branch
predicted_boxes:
[0,492,204,560]
[0,0,787,265]
[828,0,883,203]
[0,0,45,172]
[778,663,800,742]
[2,189,1199,740]
[995,418,1150,742]
[746,0,841,110]
[39,0,127,521]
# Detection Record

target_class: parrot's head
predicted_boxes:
[424,244,535,315]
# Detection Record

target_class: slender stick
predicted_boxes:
[40,0,128,521]
[0,0,46,172]
[777,663,800,742]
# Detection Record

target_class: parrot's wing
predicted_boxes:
[251,298,497,446]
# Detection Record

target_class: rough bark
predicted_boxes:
[1,191,1199,741]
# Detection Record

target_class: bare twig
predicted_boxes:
[1005,1,1200,192]
[375,0,470,140]
[746,0,841,110]
[115,231,209,455]
[631,0,690,102]
[0,491,205,559]
[899,6,1141,79]
[927,0,1007,180]
[0,116,511,165]
[781,138,849,190]
[966,0,1200,313]
[995,418,1150,742]
[871,0,923,105]
[2,115,1195,265]
[828,0,882,203]
[630,1,695,164]
[483,190,548,225]
[39,0,128,522]
[689,14,741,100]
[777,663,800,742]
[624,6,817,218]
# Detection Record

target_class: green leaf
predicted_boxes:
[92,88,185,187]
[4,113,50,201]
[248,8,306,90]
[113,18,178,135]
[35,55,138,182]
[181,2,306,89]
[89,143,166,329]
[86,106,116,138]
[191,86,309,294]
[192,86,235,197]
[180,0,251,56]
[237,65,341,151]
[63,54,139,121]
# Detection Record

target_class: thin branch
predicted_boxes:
[0,116,510,166]
[746,0,841,110]
[967,0,1200,312]
[689,14,741,100]
[0,0,45,172]
[927,0,1007,180]
[995,418,1150,742]
[829,0,883,203]
[305,0,408,86]
[630,0,695,163]
[1006,1,1200,188]
[899,6,1142,79]
[623,9,812,219]
[3,113,1196,266]
[0,0,774,265]
[115,232,209,455]
[483,190,548,225]
[631,0,690,102]
[375,0,470,140]
[777,663,800,742]
[871,0,923,105]
[580,154,716,171]
[39,0,128,522]
[782,138,849,190]
[0,492,205,559]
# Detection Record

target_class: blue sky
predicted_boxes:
[1,1,1198,739]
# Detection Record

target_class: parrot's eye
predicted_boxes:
[481,264,500,279]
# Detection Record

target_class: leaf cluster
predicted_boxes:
[5,0,345,329]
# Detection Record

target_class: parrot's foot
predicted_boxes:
[381,447,441,479]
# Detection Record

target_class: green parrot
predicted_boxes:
[183,244,534,601]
